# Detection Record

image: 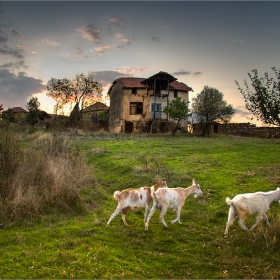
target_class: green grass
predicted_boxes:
[1,133,280,278]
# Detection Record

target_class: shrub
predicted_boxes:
[0,126,22,197]
[0,131,94,221]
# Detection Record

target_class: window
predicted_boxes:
[174,90,178,98]
[151,103,162,119]
[130,102,143,115]
[132,88,137,94]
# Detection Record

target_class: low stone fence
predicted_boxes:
[218,123,280,139]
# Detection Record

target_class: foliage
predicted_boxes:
[0,130,93,220]
[0,126,22,196]
[1,108,16,123]
[235,67,280,126]
[192,86,235,136]
[163,97,189,135]
[46,73,103,125]
[26,96,41,126]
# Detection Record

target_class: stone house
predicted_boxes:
[107,71,193,133]
[2,107,28,123]
[81,102,109,129]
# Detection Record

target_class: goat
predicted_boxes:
[145,179,203,230]
[224,187,280,237]
[106,180,167,227]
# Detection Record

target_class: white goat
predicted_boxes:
[145,179,203,230]
[224,187,280,237]
[106,180,167,227]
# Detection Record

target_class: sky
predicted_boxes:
[0,1,280,126]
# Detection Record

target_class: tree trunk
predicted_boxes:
[202,122,210,137]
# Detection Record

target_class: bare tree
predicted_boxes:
[47,73,103,125]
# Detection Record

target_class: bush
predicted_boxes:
[0,126,22,197]
[0,130,94,221]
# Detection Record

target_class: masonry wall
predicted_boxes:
[108,84,123,133]
[218,123,280,139]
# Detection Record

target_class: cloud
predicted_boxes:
[76,24,100,43]
[172,70,192,76]
[121,37,132,46]
[11,29,24,38]
[0,28,7,44]
[106,17,126,34]
[41,38,59,48]
[0,34,7,44]
[0,60,28,70]
[157,21,169,31]
[89,70,127,87]
[17,45,25,50]
[114,67,148,75]
[234,106,251,117]
[0,45,24,59]
[74,47,86,58]
[173,70,202,76]
[226,38,242,45]
[94,45,110,56]
[89,68,148,88]
[115,33,132,46]
[151,36,160,43]
[0,69,46,109]
[109,17,125,28]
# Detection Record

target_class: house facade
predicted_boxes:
[81,102,109,129]
[107,71,193,133]
[1,107,28,124]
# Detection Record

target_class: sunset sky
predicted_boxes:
[1,1,279,126]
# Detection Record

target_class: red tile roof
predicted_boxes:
[115,77,146,88]
[169,81,193,92]
[11,107,28,113]
[108,72,193,94]
[82,102,109,113]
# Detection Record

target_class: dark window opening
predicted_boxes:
[174,90,178,98]
[130,102,143,115]
[132,88,137,94]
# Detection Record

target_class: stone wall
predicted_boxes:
[218,123,280,139]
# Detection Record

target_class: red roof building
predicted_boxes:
[107,71,193,133]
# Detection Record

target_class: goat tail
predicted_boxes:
[113,191,120,201]
[226,197,233,205]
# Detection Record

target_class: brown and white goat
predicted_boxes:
[224,187,280,237]
[106,180,167,227]
[145,179,203,230]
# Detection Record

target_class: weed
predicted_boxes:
[0,131,94,221]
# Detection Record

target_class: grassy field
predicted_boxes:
[1,131,280,279]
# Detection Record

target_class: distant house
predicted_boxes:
[1,107,28,123]
[81,102,109,128]
[107,71,193,133]
[39,111,52,124]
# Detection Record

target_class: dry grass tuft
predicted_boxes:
[0,130,94,221]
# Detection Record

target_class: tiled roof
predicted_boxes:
[11,107,28,113]
[115,77,146,88]
[169,81,193,92]
[40,111,52,118]
[82,102,109,113]
[108,72,193,94]
[143,71,177,83]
